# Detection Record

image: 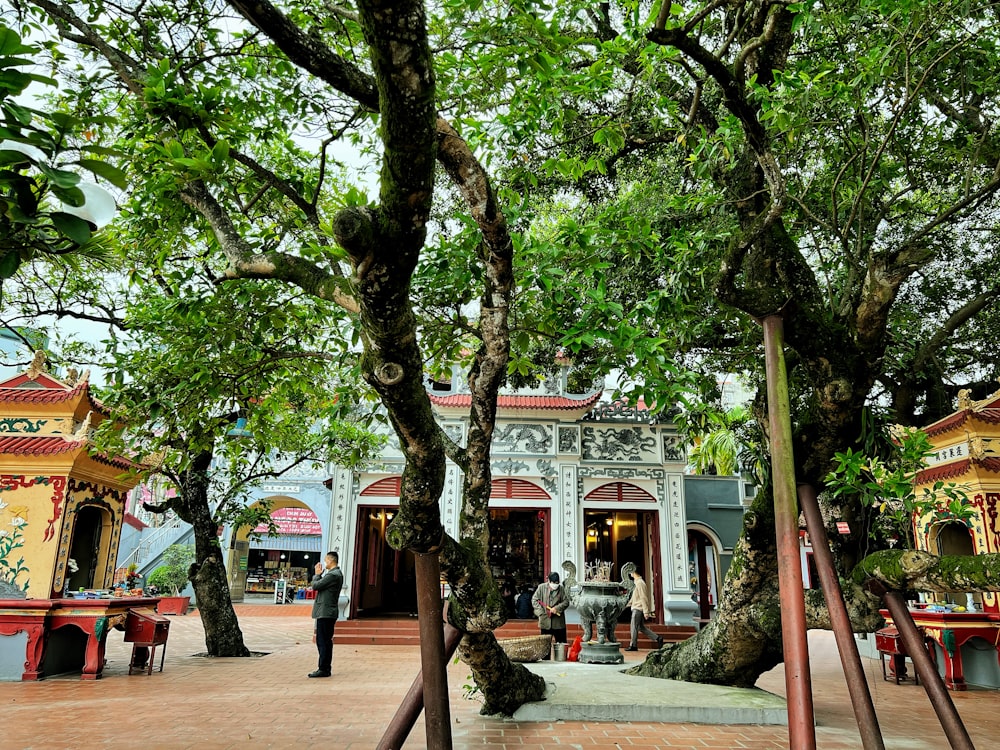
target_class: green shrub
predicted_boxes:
[146,544,194,595]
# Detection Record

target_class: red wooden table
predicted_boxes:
[0,596,164,680]
[881,608,1000,690]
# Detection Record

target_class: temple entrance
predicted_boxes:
[488,508,548,617]
[66,506,108,591]
[688,528,720,627]
[583,509,661,622]
[351,506,417,617]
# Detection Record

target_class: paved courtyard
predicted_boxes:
[0,605,995,749]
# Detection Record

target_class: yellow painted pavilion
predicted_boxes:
[0,354,140,599]
[912,386,1000,615]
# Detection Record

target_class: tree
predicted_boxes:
[624,0,1000,683]
[20,0,545,713]
[89,273,381,657]
[685,405,755,477]
[400,0,1000,687]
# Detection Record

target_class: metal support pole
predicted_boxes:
[797,484,885,750]
[414,551,452,749]
[377,618,463,750]
[873,585,975,750]
[762,314,816,749]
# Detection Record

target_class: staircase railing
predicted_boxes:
[119,514,188,574]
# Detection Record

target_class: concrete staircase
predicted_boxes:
[335,617,695,647]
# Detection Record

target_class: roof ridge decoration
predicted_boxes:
[63,367,91,388]
[25,350,47,380]
[969,436,999,461]
[956,381,1000,413]
[582,398,673,424]
[62,410,92,443]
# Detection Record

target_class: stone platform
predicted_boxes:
[515,659,788,724]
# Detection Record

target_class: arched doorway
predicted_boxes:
[933,521,978,608]
[687,527,721,628]
[67,506,110,591]
[229,498,322,601]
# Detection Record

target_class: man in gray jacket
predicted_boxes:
[308,550,344,677]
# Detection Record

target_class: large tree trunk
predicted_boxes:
[174,450,251,657]
[628,483,883,685]
[333,0,545,715]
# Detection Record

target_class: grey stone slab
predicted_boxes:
[513,661,788,725]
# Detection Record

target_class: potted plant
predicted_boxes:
[146,544,194,615]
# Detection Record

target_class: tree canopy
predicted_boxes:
[6,0,1000,706]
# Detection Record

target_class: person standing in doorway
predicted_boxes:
[308,550,343,677]
[625,568,664,651]
[532,571,569,647]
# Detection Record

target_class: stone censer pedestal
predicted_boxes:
[565,561,635,665]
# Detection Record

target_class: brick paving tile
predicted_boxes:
[1,611,996,750]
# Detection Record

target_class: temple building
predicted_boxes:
[0,355,141,599]
[211,365,751,626]
[893,387,1000,689]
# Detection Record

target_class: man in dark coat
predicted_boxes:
[532,571,569,645]
[308,550,344,678]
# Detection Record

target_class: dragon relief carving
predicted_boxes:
[582,426,657,461]
[493,423,553,454]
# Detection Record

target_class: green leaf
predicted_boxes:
[49,211,93,245]
[38,163,81,189]
[76,159,128,189]
[0,250,21,278]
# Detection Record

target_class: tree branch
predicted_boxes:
[179,180,359,312]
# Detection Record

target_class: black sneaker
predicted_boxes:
[656,637,664,648]
[625,646,638,651]
[308,670,331,678]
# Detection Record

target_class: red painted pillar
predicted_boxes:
[762,314,816,749]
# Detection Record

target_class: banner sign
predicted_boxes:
[254,506,321,535]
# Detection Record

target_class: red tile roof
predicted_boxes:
[0,435,84,456]
[915,459,970,484]
[0,380,107,412]
[0,435,137,470]
[427,390,603,411]
[915,456,1000,484]
[924,407,1000,437]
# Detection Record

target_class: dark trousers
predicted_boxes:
[629,608,659,648]
[315,617,337,674]
[541,626,567,644]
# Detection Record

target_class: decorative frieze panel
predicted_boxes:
[492,458,530,475]
[536,460,558,495]
[582,400,658,423]
[0,418,45,433]
[582,426,658,463]
[492,423,553,455]
[577,466,665,480]
[364,461,405,475]
[557,426,580,454]
[662,435,686,462]
[442,422,465,446]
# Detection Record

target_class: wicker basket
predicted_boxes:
[498,634,552,662]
